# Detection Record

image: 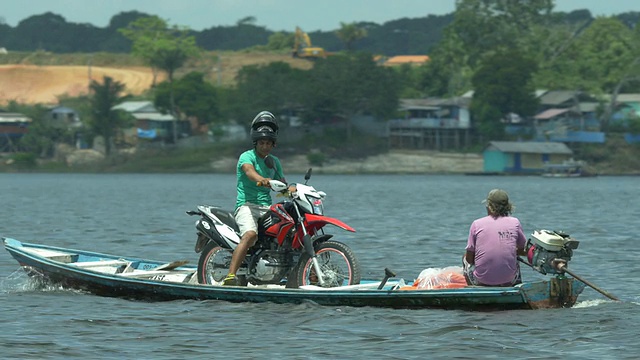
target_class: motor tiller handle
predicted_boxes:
[377,268,397,290]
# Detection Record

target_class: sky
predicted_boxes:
[0,0,638,32]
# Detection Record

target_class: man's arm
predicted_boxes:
[241,163,270,187]
[465,250,475,265]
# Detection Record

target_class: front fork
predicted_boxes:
[294,207,327,286]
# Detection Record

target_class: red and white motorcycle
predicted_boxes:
[187,169,361,288]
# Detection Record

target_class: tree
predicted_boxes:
[154,71,220,127]
[335,22,367,51]
[88,76,131,156]
[119,16,201,143]
[452,0,553,65]
[555,18,640,129]
[232,61,307,123]
[471,50,538,140]
[304,52,400,138]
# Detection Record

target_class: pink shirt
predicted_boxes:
[466,215,527,286]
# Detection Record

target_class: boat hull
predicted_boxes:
[3,238,585,310]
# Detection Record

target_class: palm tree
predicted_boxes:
[88,76,131,156]
[335,22,367,51]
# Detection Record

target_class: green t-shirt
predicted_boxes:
[235,149,284,209]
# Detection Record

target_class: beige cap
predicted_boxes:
[482,189,509,205]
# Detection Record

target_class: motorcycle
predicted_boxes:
[187,168,361,288]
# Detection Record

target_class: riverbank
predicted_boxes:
[211,150,484,174]
[2,143,638,175]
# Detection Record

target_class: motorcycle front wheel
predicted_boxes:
[197,242,246,285]
[290,240,361,288]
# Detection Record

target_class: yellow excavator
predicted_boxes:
[292,26,327,59]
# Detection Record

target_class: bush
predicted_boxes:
[307,152,325,166]
[12,152,37,168]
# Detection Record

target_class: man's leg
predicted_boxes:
[223,204,260,286]
[227,231,257,275]
[462,255,477,286]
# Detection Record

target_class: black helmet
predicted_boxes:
[250,111,278,144]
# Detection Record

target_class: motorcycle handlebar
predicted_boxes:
[256,179,290,193]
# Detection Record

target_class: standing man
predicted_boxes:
[222,111,286,286]
[463,189,527,287]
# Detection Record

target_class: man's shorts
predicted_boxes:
[234,202,270,237]
[462,256,522,287]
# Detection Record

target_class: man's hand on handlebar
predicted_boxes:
[257,178,271,187]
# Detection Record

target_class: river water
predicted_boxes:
[1,173,638,359]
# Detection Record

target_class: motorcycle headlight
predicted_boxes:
[306,195,324,215]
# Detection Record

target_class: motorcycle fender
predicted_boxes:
[304,214,356,232]
[195,220,239,252]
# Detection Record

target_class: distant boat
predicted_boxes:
[542,159,595,178]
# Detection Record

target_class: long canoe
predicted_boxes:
[3,238,585,310]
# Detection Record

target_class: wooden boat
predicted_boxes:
[3,237,586,310]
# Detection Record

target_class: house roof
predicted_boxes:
[0,112,32,123]
[616,94,640,104]
[132,113,175,121]
[399,97,470,110]
[385,55,430,66]
[112,101,156,113]
[50,106,77,114]
[534,108,570,119]
[485,141,573,155]
[538,90,597,106]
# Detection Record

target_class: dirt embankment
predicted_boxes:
[0,64,161,105]
[0,52,311,105]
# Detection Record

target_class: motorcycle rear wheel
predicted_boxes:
[290,240,360,288]
[197,242,246,285]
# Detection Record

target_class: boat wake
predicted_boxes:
[573,299,614,308]
[1,267,72,294]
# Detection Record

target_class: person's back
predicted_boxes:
[464,189,527,287]
[467,215,525,285]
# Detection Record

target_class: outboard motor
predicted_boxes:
[526,230,580,275]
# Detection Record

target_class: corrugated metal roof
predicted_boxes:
[534,108,569,119]
[485,141,573,155]
[616,94,640,103]
[132,113,175,121]
[112,101,155,113]
[0,113,32,123]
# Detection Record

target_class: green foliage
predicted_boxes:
[7,102,66,156]
[88,76,132,156]
[335,22,368,51]
[306,152,326,166]
[471,50,538,139]
[629,117,640,135]
[266,32,294,51]
[472,51,539,115]
[154,71,220,125]
[10,152,37,168]
[451,0,553,65]
[119,16,201,82]
[232,61,307,123]
[419,27,471,96]
[304,52,400,120]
